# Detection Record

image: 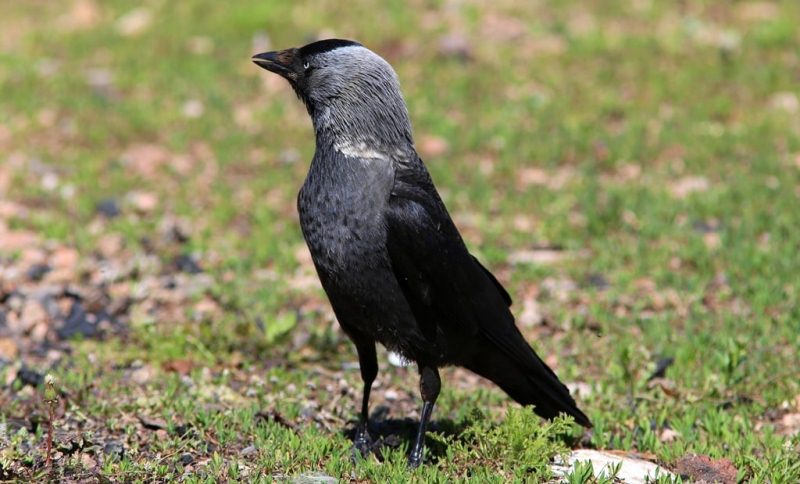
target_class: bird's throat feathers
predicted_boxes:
[311,93,415,163]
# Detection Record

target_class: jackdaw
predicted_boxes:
[253,39,591,467]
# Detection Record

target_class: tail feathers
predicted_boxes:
[464,341,592,428]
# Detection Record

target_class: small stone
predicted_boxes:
[26,263,51,281]
[769,92,799,113]
[79,453,97,469]
[182,99,204,119]
[660,428,681,442]
[131,364,155,385]
[85,68,114,90]
[675,454,737,484]
[174,254,202,274]
[56,301,99,339]
[41,172,59,191]
[437,33,472,60]
[97,234,124,258]
[669,176,709,199]
[519,297,544,327]
[552,449,673,483]
[103,441,125,460]
[292,473,337,484]
[95,199,121,218]
[50,247,79,270]
[128,191,158,213]
[30,322,49,343]
[17,367,44,387]
[179,453,194,465]
[584,273,610,289]
[20,300,49,332]
[703,232,721,249]
[240,445,257,456]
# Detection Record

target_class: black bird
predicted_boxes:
[253,39,591,467]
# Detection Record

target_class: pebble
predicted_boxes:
[103,440,125,460]
[95,199,121,218]
[292,473,337,484]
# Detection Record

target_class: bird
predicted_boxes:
[253,39,591,467]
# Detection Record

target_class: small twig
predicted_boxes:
[43,374,59,477]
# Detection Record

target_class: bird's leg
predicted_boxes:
[351,338,377,459]
[408,365,440,468]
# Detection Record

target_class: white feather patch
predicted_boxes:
[334,140,389,161]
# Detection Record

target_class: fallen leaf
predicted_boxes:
[79,452,97,469]
[137,414,168,430]
[0,338,18,359]
[116,8,152,37]
[162,359,194,375]
[256,409,297,431]
[648,378,679,398]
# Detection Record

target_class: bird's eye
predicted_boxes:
[303,61,310,70]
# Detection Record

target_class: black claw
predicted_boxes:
[351,426,373,462]
[408,450,423,468]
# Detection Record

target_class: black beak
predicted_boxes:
[252,49,296,79]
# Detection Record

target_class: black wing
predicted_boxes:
[384,155,591,426]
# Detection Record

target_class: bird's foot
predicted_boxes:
[407,448,424,468]
[350,427,373,462]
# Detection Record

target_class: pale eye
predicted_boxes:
[303,61,310,70]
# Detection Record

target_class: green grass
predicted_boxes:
[1,0,799,481]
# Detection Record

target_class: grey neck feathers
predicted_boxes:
[309,49,415,159]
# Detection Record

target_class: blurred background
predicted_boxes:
[1,0,799,480]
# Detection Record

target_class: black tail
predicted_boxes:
[464,338,592,428]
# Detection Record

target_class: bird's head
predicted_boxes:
[253,39,414,153]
